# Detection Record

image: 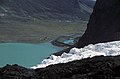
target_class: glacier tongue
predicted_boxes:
[31,41,120,69]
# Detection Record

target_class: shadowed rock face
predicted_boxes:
[77,0,120,48]
[0,0,95,20]
[1,56,120,79]
[36,56,120,79]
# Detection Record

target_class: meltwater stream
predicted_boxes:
[0,42,61,68]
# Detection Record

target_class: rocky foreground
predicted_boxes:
[1,56,120,79]
[1,0,120,79]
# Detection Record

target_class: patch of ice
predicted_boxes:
[31,41,120,69]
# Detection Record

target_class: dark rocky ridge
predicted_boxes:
[1,0,120,79]
[35,56,120,79]
[77,0,120,48]
[0,0,95,20]
[1,56,120,79]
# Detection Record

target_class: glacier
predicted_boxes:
[31,41,120,69]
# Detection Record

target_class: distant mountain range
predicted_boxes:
[0,0,96,20]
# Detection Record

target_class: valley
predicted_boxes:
[0,19,87,43]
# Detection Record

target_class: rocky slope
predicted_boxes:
[0,0,95,43]
[77,0,120,48]
[0,0,95,20]
[1,56,120,79]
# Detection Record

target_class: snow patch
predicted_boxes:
[31,41,120,69]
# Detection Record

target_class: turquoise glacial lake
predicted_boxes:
[0,42,61,68]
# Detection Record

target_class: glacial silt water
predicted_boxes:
[0,42,60,67]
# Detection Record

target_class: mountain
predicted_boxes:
[77,0,120,48]
[0,0,95,20]
[1,0,120,79]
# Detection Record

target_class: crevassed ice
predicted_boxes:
[31,41,120,69]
